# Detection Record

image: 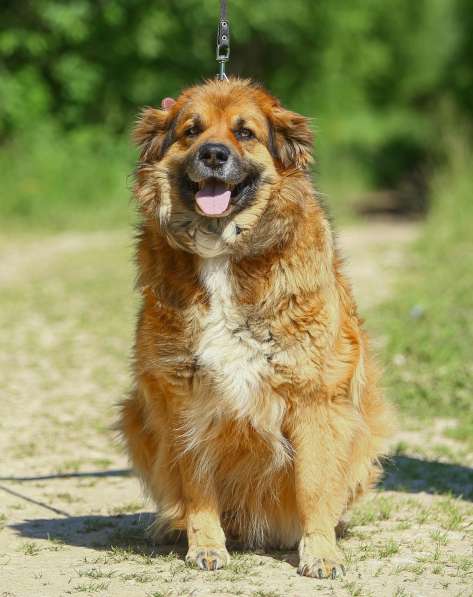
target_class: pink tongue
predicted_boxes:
[195,180,231,215]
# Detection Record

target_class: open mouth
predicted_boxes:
[185,175,259,217]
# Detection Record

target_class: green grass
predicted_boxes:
[20,542,42,556]
[0,123,135,230]
[69,582,110,593]
[371,138,473,445]
[350,496,398,527]
[77,568,116,580]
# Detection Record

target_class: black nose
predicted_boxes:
[198,143,230,168]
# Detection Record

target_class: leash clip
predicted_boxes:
[216,18,230,80]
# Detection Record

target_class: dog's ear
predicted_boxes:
[133,107,176,161]
[161,97,176,110]
[267,106,313,170]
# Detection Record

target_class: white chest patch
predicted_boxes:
[197,257,270,415]
[185,257,291,471]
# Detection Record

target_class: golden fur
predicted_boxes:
[118,79,395,578]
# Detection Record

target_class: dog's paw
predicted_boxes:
[298,534,346,579]
[185,545,230,571]
[297,556,346,579]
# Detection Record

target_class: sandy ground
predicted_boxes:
[1,221,472,597]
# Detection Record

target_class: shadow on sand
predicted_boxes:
[381,455,473,500]
[0,468,131,482]
[9,511,187,557]
[6,456,473,558]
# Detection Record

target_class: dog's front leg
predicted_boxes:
[291,402,349,579]
[179,456,230,571]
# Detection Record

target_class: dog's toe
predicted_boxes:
[297,557,346,579]
[186,546,230,571]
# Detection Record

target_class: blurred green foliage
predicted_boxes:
[2,1,473,177]
[0,123,134,229]
[373,136,473,444]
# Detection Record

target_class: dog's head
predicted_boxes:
[134,79,313,257]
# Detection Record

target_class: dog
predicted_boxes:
[118,78,394,579]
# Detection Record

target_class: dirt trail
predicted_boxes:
[337,220,419,310]
[1,221,472,597]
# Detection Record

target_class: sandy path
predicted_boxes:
[337,220,419,310]
[1,222,472,597]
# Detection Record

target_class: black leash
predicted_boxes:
[216,0,230,80]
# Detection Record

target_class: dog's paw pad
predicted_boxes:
[297,557,346,579]
[186,546,230,571]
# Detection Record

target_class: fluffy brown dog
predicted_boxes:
[119,78,394,579]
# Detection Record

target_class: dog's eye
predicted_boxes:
[186,126,201,137]
[235,128,254,140]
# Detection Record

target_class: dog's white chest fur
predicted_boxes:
[190,260,290,469]
[197,257,269,413]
